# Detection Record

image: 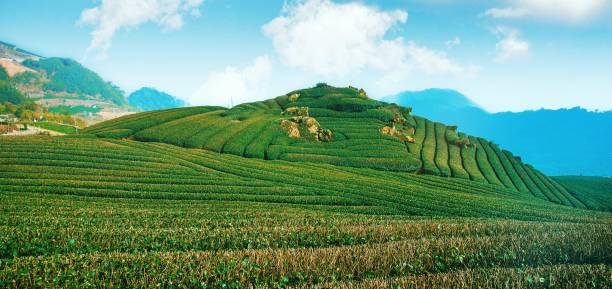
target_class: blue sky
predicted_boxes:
[1,0,611,112]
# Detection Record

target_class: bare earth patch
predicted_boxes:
[0,58,35,77]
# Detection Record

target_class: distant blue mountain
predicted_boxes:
[128,87,185,111]
[383,89,612,176]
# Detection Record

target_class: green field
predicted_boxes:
[48,105,101,115]
[554,176,612,212]
[33,121,79,134]
[1,84,611,288]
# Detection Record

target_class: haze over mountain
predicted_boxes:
[128,87,186,111]
[384,89,612,176]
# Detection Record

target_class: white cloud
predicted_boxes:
[189,56,272,107]
[407,42,465,75]
[79,0,203,54]
[262,0,472,84]
[483,0,611,23]
[482,7,528,18]
[445,36,461,48]
[262,0,408,76]
[493,26,529,62]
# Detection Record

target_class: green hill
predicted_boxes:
[85,84,587,210]
[128,87,186,111]
[22,57,126,106]
[0,66,27,105]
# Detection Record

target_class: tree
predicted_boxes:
[5,102,17,113]
[33,110,42,121]
[0,80,27,104]
[17,109,33,121]
[0,66,8,80]
[23,58,127,106]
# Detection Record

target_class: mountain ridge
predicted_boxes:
[128,87,186,111]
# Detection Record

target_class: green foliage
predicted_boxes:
[434,122,451,177]
[477,138,517,190]
[23,57,126,105]
[0,80,27,104]
[0,66,8,80]
[299,96,383,112]
[95,128,133,138]
[406,116,425,155]
[34,122,78,134]
[470,137,502,186]
[223,118,275,156]
[419,120,440,175]
[553,176,612,212]
[9,71,42,87]
[492,145,529,192]
[502,150,549,200]
[86,106,219,137]
[48,105,101,115]
[448,140,470,179]
[459,136,487,183]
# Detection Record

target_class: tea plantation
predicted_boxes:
[1,84,611,288]
[85,85,594,210]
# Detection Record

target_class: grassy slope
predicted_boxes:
[33,122,78,134]
[0,136,596,220]
[84,85,580,209]
[0,136,610,288]
[553,176,612,212]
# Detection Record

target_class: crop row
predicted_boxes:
[2,137,600,221]
[6,192,605,259]
[2,225,609,288]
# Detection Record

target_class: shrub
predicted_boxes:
[470,137,504,186]
[475,138,515,190]
[420,120,440,175]
[434,123,451,177]
[459,136,487,183]
[448,140,470,179]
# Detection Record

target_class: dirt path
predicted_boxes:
[2,126,65,136]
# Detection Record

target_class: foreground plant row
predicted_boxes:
[0,192,610,288]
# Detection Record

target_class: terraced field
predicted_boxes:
[0,136,611,288]
[2,84,611,288]
[554,176,612,212]
[84,85,587,210]
[0,137,595,219]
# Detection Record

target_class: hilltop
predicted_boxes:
[128,87,185,111]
